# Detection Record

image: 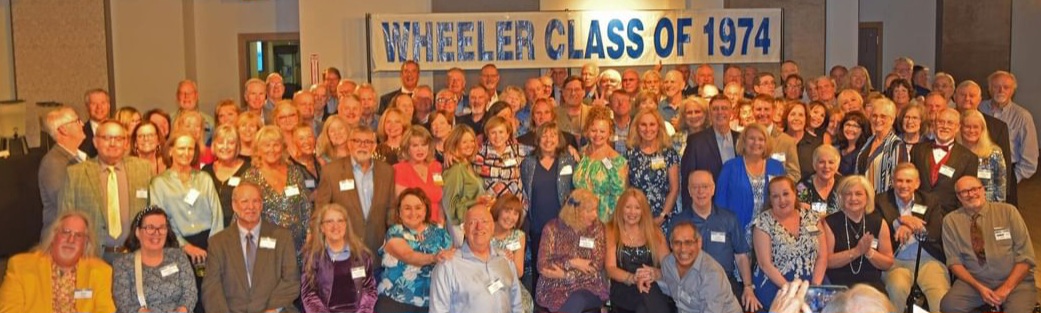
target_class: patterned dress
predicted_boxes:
[473,143,526,205]
[752,208,821,309]
[377,224,452,308]
[626,147,680,232]
[241,163,314,264]
[978,147,1007,202]
[573,155,627,222]
[112,248,198,313]
[536,219,609,311]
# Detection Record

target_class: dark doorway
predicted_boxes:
[858,22,883,89]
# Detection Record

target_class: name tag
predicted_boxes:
[183,189,201,205]
[160,264,179,277]
[285,186,300,197]
[770,153,786,162]
[995,227,1012,241]
[432,173,444,186]
[351,266,366,279]
[228,176,241,186]
[259,237,277,249]
[304,179,316,189]
[579,237,595,249]
[911,204,927,215]
[601,158,613,170]
[611,135,621,142]
[912,304,928,313]
[811,202,828,214]
[560,165,573,175]
[487,279,504,294]
[503,158,517,167]
[506,241,522,251]
[136,189,148,199]
[650,157,666,170]
[710,231,726,243]
[978,169,992,180]
[339,179,355,191]
[74,289,93,299]
[871,239,879,250]
[806,225,819,234]
[938,165,955,178]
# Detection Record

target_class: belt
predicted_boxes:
[102,245,130,254]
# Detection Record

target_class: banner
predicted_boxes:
[369,9,782,72]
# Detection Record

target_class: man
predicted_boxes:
[549,67,568,103]
[79,89,110,157]
[694,64,715,96]
[314,126,395,254]
[243,78,268,123]
[955,81,1015,205]
[322,67,342,117]
[459,85,491,136]
[60,121,152,261]
[293,90,322,135]
[722,82,744,109]
[776,60,800,97]
[337,94,363,129]
[480,63,501,102]
[912,65,931,97]
[264,73,286,113]
[940,177,1037,313]
[379,60,420,114]
[752,72,776,97]
[413,85,435,126]
[910,108,978,214]
[751,94,801,181]
[336,79,358,99]
[173,80,216,144]
[609,91,632,152]
[923,92,948,131]
[430,204,523,313]
[311,83,333,120]
[816,76,837,108]
[556,76,592,136]
[658,220,743,313]
[435,88,459,114]
[356,83,381,129]
[447,67,469,116]
[518,77,543,135]
[830,65,849,90]
[621,69,641,94]
[0,211,115,312]
[660,70,686,123]
[675,171,758,312]
[39,107,87,237]
[723,65,743,87]
[877,163,949,313]
[203,182,300,313]
[742,67,759,99]
[580,63,599,100]
[681,96,739,206]
[979,71,1038,184]
[675,64,697,97]
[893,57,914,81]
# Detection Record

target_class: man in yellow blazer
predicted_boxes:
[0,211,115,313]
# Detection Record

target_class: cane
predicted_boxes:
[905,230,929,313]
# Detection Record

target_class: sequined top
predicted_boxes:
[242,163,314,261]
[374,143,402,165]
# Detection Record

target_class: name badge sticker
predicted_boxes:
[503,158,517,167]
[228,176,241,186]
[74,289,93,299]
[938,165,955,178]
[650,157,666,170]
[351,266,367,279]
[506,241,522,251]
[871,239,879,250]
[806,225,819,234]
[579,237,595,249]
[432,173,444,186]
[285,186,301,197]
[911,204,928,215]
[811,202,827,214]
[304,179,316,189]
[978,169,992,180]
[487,279,504,294]
[995,227,1012,241]
[136,189,148,199]
[259,237,277,249]
[710,231,726,243]
[560,165,573,175]
[160,264,180,277]
[339,179,355,191]
[601,158,613,170]
[770,153,786,162]
[183,189,201,205]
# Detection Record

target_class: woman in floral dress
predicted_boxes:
[573,106,628,222]
[625,108,680,233]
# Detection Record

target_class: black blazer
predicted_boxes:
[983,114,1016,205]
[680,128,739,208]
[873,190,946,263]
[79,122,97,158]
[909,141,978,213]
[378,89,405,115]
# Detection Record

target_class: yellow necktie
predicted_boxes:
[107,166,121,238]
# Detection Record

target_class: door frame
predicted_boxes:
[237,32,300,101]
[858,22,883,89]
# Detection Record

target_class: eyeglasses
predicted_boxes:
[350,138,376,146]
[956,186,984,197]
[139,225,168,235]
[58,228,88,242]
[436,97,458,103]
[935,120,958,127]
[97,135,127,143]
[321,218,346,225]
[670,239,698,247]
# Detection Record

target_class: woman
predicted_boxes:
[823,175,894,292]
[214,99,240,127]
[673,97,707,154]
[537,189,609,313]
[715,123,787,229]
[822,108,844,146]
[517,98,579,155]
[130,122,166,176]
[772,99,788,131]
[807,101,828,135]
[783,74,805,101]
[148,131,224,267]
[475,116,527,205]
[849,66,875,98]
[391,93,415,124]
[301,203,377,313]
[272,101,301,156]
[376,188,454,313]
[442,125,484,244]
[855,97,907,193]
[959,110,1007,202]
[201,125,250,227]
[173,110,214,166]
[236,111,262,158]
[896,104,926,154]
[487,101,521,140]
[796,145,842,217]
[520,122,577,292]
[886,79,916,110]
[784,101,824,180]
[429,110,454,163]
[731,100,754,132]
[290,124,320,195]
[394,126,444,224]
[145,109,172,142]
[752,176,827,309]
[574,106,628,222]
[838,89,865,114]
[634,90,660,113]
[241,126,313,259]
[835,111,870,176]
[625,109,680,233]
[113,207,197,313]
[501,87,530,135]
[317,115,351,165]
[489,195,535,312]
[375,107,410,165]
[116,107,142,135]
[605,189,671,313]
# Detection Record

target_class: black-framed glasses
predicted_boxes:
[956,186,983,197]
[140,225,168,235]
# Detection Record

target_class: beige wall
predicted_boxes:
[0,0,14,101]
[859,0,936,76]
[1012,0,1041,149]
[110,0,186,111]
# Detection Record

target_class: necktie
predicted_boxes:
[106,166,121,238]
[245,233,256,286]
[970,214,986,265]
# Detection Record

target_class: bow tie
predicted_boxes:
[934,142,952,152]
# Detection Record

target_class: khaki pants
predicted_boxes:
[884,251,949,313]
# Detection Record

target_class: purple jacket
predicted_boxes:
[301,249,377,313]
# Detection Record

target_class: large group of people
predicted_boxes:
[0,57,1038,313]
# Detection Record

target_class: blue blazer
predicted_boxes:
[680,128,739,209]
[713,156,786,228]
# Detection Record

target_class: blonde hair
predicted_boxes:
[377,108,412,142]
[400,125,435,163]
[444,124,477,162]
[301,203,371,289]
[483,115,515,138]
[849,66,874,96]
[163,131,200,168]
[559,189,600,230]
[736,123,775,159]
[822,284,896,313]
[116,107,140,129]
[36,211,97,258]
[211,124,241,157]
[836,175,876,214]
[316,115,348,160]
[251,125,287,164]
[626,108,671,151]
[958,109,998,158]
[608,188,666,266]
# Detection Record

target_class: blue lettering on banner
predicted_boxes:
[477,21,494,61]
[584,20,605,59]
[654,18,674,58]
[545,19,564,60]
[412,21,434,62]
[676,17,692,56]
[605,19,625,60]
[516,20,535,60]
[380,22,401,62]
[457,21,475,61]
[437,22,455,61]
[626,19,644,59]
[496,21,514,61]
[567,19,583,59]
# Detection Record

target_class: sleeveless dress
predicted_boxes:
[609,244,672,313]
[752,209,821,308]
[824,212,887,293]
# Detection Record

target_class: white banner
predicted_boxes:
[369,9,782,72]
